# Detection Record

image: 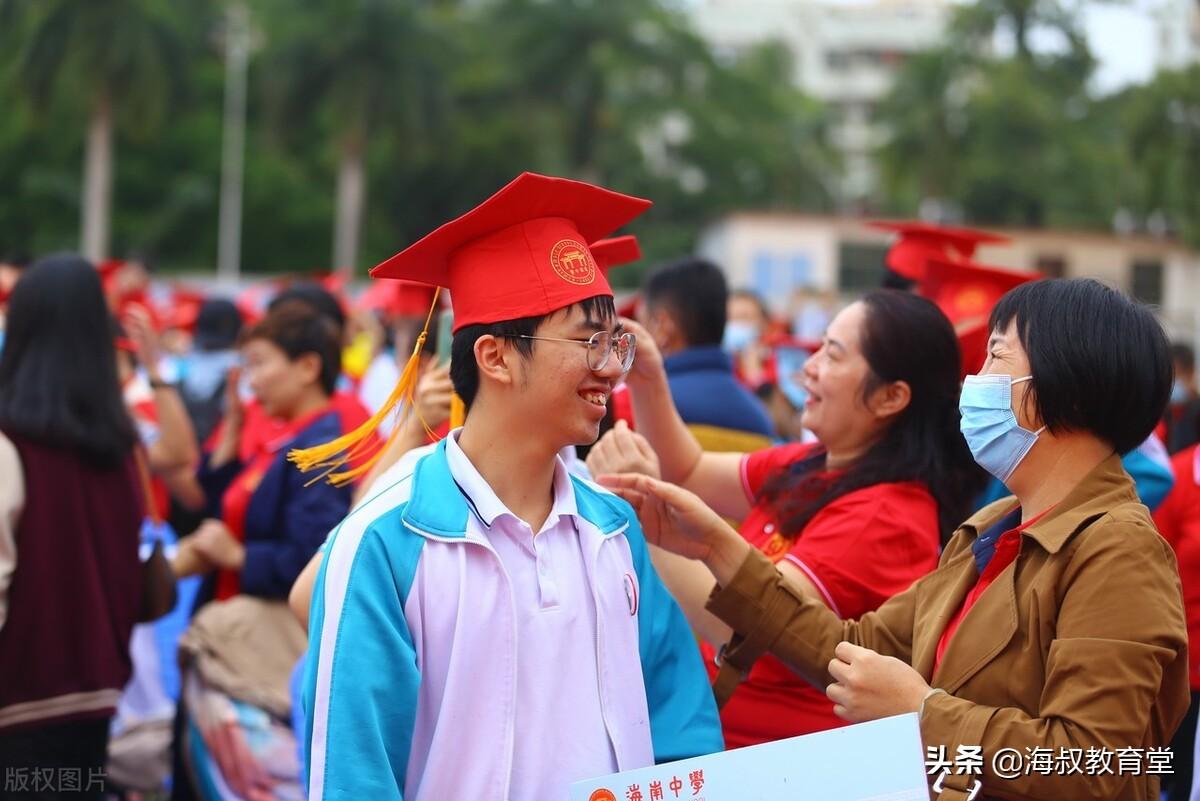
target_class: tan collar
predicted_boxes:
[956,452,1135,554]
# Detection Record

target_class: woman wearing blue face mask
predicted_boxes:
[601,278,1188,801]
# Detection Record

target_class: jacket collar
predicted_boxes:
[663,345,734,376]
[401,437,628,540]
[956,451,1135,555]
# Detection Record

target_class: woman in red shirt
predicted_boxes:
[1153,443,1200,801]
[589,289,985,747]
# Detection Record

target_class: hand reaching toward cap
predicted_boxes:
[617,317,664,389]
[586,419,660,480]
[597,473,750,584]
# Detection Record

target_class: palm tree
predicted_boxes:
[257,0,446,276]
[0,0,186,261]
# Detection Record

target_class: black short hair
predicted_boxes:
[642,258,727,347]
[1171,343,1195,373]
[194,298,243,352]
[241,301,342,396]
[990,278,1172,454]
[269,282,346,338]
[450,295,616,409]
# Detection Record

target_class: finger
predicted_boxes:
[632,431,657,464]
[595,473,648,491]
[831,704,851,722]
[608,487,646,511]
[834,641,869,663]
[611,420,639,454]
[591,434,618,470]
[640,475,701,507]
[825,681,848,707]
[827,657,851,684]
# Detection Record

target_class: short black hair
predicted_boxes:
[990,278,1171,455]
[642,258,727,347]
[450,295,616,409]
[194,298,243,352]
[269,282,346,337]
[241,300,342,396]
[1171,343,1195,373]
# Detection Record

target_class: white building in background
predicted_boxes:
[698,213,1200,346]
[1156,0,1200,70]
[689,0,952,207]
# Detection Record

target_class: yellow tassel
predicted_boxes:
[289,288,442,486]
[449,394,465,429]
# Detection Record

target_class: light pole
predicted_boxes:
[217,2,251,286]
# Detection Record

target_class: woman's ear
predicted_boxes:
[293,352,322,387]
[870,379,912,421]
[473,334,514,389]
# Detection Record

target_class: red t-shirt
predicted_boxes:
[702,442,941,748]
[1154,444,1200,690]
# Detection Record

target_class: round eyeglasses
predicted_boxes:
[514,330,637,373]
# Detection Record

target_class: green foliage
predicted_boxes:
[0,0,837,278]
[0,0,1196,273]
[876,0,1199,247]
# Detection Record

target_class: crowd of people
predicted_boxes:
[0,171,1199,801]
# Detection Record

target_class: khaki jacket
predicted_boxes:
[708,453,1189,801]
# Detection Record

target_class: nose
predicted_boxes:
[595,349,626,381]
[802,348,822,381]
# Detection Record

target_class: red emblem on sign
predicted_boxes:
[589,790,617,801]
[550,239,596,285]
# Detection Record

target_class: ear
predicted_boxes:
[295,352,323,387]
[648,308,678,349]
[473,334,515,389]
[869,379,912,421]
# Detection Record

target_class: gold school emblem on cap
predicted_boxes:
[550,239,596,285]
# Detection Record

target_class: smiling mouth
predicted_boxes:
[580,390,609,407]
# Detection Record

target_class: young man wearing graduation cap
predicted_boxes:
[294,173,722,801]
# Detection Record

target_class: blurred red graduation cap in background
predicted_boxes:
[870,220,1009,282]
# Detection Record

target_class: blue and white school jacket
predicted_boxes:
[302,439,722,801]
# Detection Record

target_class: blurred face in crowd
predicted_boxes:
[1172,356,1196,402]
[800,301,911,460]
[727,294,767,333]
[241,337,322,420]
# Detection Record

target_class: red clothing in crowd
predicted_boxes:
[701,442,941,748]
[1154,444,1200,690]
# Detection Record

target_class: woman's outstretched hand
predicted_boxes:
[597,473,750,582]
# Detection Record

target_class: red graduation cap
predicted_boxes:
[590,235,642,274]
[165,284,208,333]
[291,173,650,485]
[371,172,651,332]
[869,220,1009,282]
[920,255,1042,377]
[591,235,643,318]
[356,279,442,319]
